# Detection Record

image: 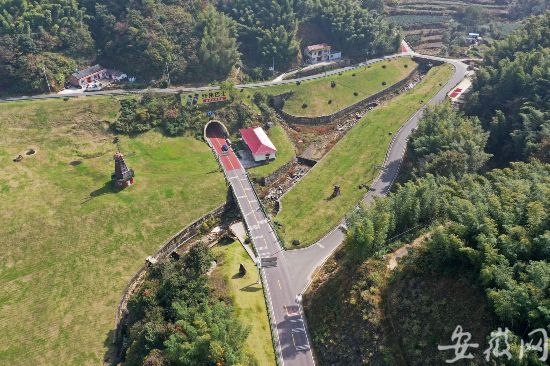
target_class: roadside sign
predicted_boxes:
[182,91,228,106]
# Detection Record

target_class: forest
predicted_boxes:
[122,243,253,366]
[306,12,550,365]
[0,0,399,94]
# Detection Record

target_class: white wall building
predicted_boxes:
[304,43,342,64]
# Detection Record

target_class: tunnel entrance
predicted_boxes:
[204,120,230,140]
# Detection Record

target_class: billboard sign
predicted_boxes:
[182,90,228,106]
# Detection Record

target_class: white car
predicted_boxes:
[84,83,103,92]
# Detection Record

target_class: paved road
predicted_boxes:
[207,52,468,366]
[206,123,315,365]
[285,53,468,296]
[0,53,406,103]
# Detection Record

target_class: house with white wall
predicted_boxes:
[304,43,342,64]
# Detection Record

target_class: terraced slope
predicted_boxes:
[387,0,510,55]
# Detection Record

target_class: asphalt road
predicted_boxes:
[207,52,468,366]
[284,53,468,297]
[206,123,315,365]
[0,54,404,103]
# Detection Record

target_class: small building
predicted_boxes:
[466,32,482,45]
[69,65,108,87]
[304,43,342,64]
[239,127,277,162]
[69,65,127,87]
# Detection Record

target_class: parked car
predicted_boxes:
[84,83,103,92]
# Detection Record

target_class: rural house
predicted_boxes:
[239,127,277,162]
[304,43,342,64]
[69,65,127,87]
[69,65,108,87]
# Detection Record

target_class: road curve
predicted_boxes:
[286,53,469,297]
[205,53,468,366]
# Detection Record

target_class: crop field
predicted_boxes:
[211,241,276,366]
[387,0,511,55]
[276,64,454,247]
[0,97,227,365]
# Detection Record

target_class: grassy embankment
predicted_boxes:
[211,241,276,366]
[0,97,227,365]
[276,64,454,247]
[242,57,416,118]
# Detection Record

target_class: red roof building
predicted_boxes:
[239,127,277,162]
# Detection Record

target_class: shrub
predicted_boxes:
[331,81,336,88]
[328,100,332,104]
[353,92,358,96]
[352,73,356,76]
[296,80,301,85]
[382,64,387,69]
[302,103,308,109]
[382,81,387,86]
[404,64,408,68]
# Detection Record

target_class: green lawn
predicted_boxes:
[283,57,416,117]
[212,242,276,366]
[239,57,416,117]
[248,124,295,179]
[0,97,227,365]
[276,64,454,247]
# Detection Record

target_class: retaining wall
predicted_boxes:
[253,157,297,186]
[286,59,351,80]
[273,66,419,125]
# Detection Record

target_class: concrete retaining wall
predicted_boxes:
[273,66,419,125]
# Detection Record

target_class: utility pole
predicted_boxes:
[165,62,171,88]
[42,65,51,93]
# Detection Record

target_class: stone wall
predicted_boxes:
[274,66,419,125]
[112,201,233,360]
[286,59,351,80]
[253,157,297,186]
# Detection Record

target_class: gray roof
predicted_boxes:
[72,64,105,79]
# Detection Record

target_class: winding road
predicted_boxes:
[4,44,468,365]
[205,51,468,366]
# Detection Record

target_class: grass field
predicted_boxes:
[239,57,416,117]
[276,64,454,247]
[283,57,415,117]
[248,124,295,179]
[212,241,276,366]
[0,97,227,365]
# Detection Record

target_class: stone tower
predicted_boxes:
[111,152,134,189]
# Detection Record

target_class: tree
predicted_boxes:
[196,6,240,80]
[463,13,550,164]
[408,103,491,178]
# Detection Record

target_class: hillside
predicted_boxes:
[0,0,400,95]
[303,14,550,364]
[386,0,544,56]
[0,97,227,365]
